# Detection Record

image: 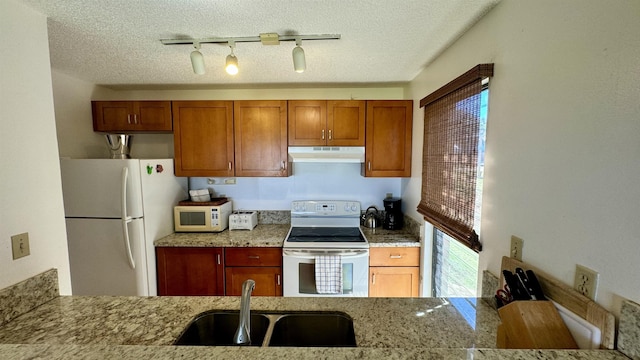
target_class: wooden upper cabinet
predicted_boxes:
[234,100,290,177]
[288,100,365,146]
[363,100,413,177]
[327,100,366,146]
[92,101,172,132]
[172,101,234,177]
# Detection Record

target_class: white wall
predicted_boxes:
[0,1,71,293]
[405,0,640,314]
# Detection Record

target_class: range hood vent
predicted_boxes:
[288,146,365,163]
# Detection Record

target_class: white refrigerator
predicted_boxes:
[60,158,187,296]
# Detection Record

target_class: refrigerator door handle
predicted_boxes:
[122,219,136,269]
[121,167,135,269]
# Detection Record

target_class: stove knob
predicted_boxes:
[351,204,358,212]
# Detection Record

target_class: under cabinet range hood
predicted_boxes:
[288,146,365,163]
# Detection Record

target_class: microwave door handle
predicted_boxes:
[121,167,135,269]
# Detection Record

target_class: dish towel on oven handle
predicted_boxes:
[315,255,342,294]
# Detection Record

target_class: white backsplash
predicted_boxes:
[189,162,403,210]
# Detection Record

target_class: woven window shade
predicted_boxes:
[417,64,493,252]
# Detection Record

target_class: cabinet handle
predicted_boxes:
[277,274,281,286]
[216,254,221,265]
[248,255,260,259]
[390,255,403,259]
[368,161,371,171]
[328,129,332,140]
[281,161,286,171]
[127,114,132,124]
[372,273,376,285]
[133,114,138,124]
[228,162,232,171]
[321,129,325,140]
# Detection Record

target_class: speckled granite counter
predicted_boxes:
[0,296,497,348]
[154,224,420,248]
[0,296,628,359]
[154,224,290,247]
[361,227,420,247]
[0,271,632,359]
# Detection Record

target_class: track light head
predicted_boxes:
[292,39,306,73]
[225,54,238,75]
[190,42,205,75]
[225,42,238,75]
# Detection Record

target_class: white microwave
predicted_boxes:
[174,201,232,232]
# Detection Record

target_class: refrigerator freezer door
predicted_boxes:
[66,218,148,296]
[60,159,143,219]
[138,159,188,295]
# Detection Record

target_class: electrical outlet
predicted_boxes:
[574,264,599,300]
[510,235,524,261]
[11,232,30,259]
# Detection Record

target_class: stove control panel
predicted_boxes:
[291,200,361,216]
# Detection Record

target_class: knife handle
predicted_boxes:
[525,269,546,300]
[515,268,534,300]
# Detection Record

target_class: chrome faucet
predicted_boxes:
[233,279,256,345]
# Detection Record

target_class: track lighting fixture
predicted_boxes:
[161,33,340,75]
[292,38,306,73]
[190,42,205,75]
[225,42,239,75]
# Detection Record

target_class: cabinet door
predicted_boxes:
[172,101,234,177]
[156,247,225,296]
[327,100,365,146]
[234,100,290,177]
[288,100,327,146]
[364,100,413,177]
[225,267,282,296]
[369,266,419,297]
[134,101,172,131]
[92,101,134,132]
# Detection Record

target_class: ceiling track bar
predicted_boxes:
[161,34,341,46]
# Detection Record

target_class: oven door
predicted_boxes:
[282,249,369,297]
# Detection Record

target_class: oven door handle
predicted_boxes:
[283,249,369,259]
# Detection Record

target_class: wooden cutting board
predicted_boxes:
[499,256,615,349]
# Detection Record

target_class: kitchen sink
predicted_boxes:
[174,310,356,347]
[174,310,270,346]
[269,312,356,347]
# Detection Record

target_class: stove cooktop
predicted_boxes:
[283,226,369,249]
[286,227,366,243]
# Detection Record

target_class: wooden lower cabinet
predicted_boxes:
[225,247,282,296]
[225,267,282,296]
[156,247,225,296]
[369,266,420,297]
[369,247,420,297]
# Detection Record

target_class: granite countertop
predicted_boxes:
[155,224,420,248]
[0,296,627,359]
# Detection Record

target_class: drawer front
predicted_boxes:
[225,247,282,267]
[369,247,419,267]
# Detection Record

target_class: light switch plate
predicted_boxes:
[510,235,524,261]
[11,232,30,259]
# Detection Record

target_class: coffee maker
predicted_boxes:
[383,197,403,230]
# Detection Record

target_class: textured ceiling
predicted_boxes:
[20,0,500,88]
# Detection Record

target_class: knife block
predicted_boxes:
[496,301,578,349]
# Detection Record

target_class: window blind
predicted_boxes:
[417,64,493,252]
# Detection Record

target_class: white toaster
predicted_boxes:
[229,211,258,230]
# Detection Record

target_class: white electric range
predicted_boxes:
[282,200,369,297]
